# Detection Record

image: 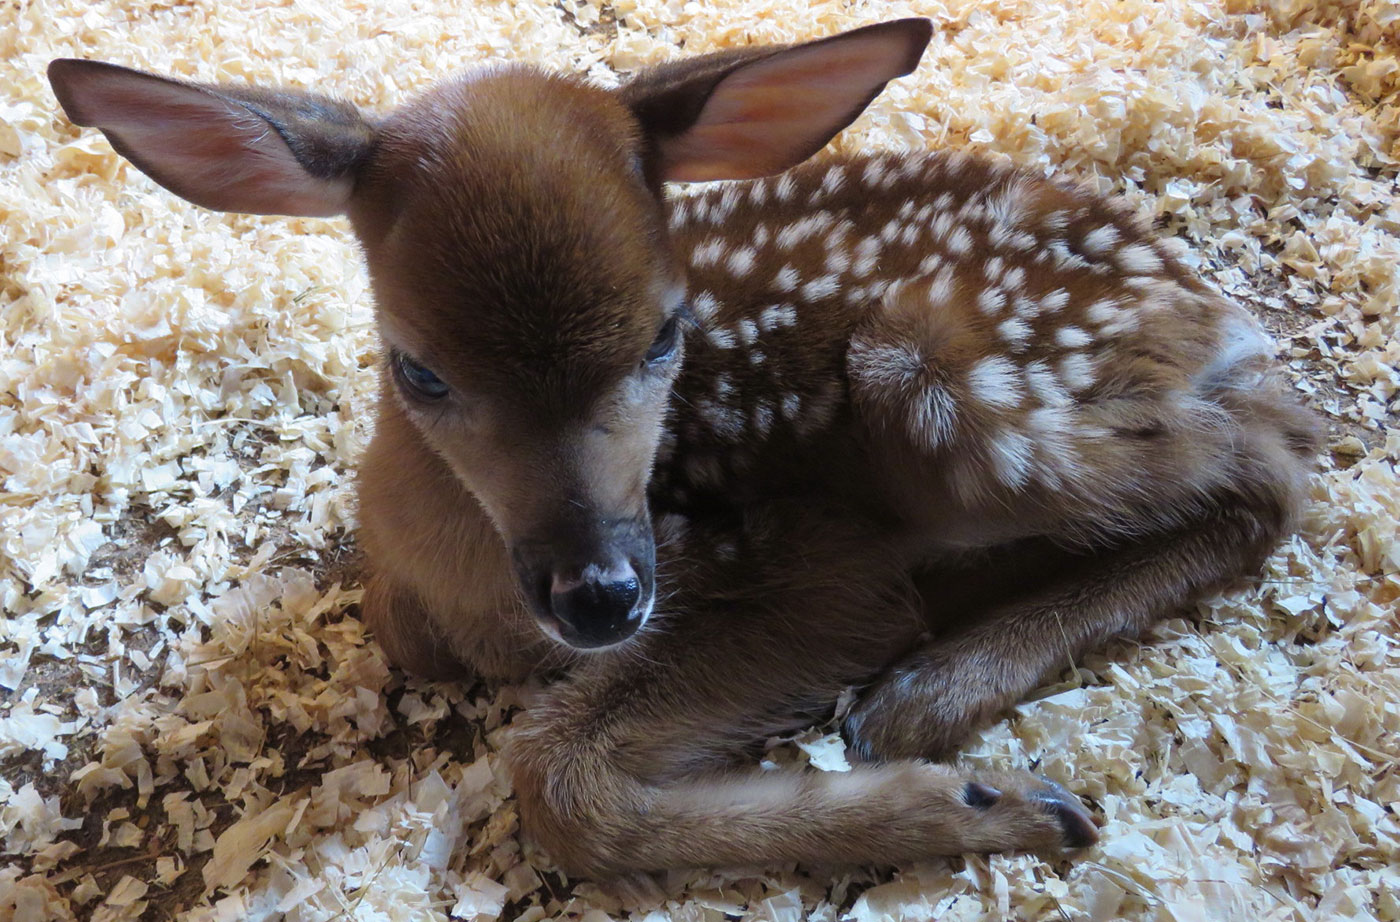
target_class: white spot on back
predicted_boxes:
[1040,289,1070,313]
[1082,225,1121,255]
[947,227,974,256]
[825,247,852,274]
[1049,240,1089,270]
[707,326,738,350]
[997,316,1032,349]
[1025,360,1072,407]
[669,199,690,231]
[800,274,841,301]
[1055,325,1093,349]
[917,253,944,275]
[988,428,1034,489]
[749,179,769,206]
[1118,243,1163,274]
[1058,352,1096,392]
[967,355,1023,408]
[775,173,796,202]
[1086,298,1122,325]
[977,287,1007,315]
[926,265,957,306]
[736,319,759,346]
[819,164,845,197]
[758,304,798,331]
[862,159,888,188]
[778,213,835,249]
[726,247,756,277]
[691,237,726,268]
[774,265,800,292]
[690,290,720,324]
[906,382,958,448]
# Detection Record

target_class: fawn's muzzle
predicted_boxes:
[512,520,656,649]
[548,561,645,648]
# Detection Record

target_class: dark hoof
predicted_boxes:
[963,781,1003,808]
[1031,779,1100,849]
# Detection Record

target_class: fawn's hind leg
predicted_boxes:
[843,496,1292,760]
[507,505,1099,877]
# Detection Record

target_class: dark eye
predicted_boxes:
[393,350,449,400]
[644,314,680,364]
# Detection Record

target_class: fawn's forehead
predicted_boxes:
[353,66,679,411]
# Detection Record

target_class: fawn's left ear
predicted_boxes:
[47,59,375,216]
[621,19,933,183]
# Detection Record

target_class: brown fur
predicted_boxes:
[48,17,1316,877]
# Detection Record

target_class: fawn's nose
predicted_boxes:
[548,561,645,649]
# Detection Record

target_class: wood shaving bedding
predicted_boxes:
[0,0,1396,919]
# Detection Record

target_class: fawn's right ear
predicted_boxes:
[621,19,933,183]
[47,59,375,217]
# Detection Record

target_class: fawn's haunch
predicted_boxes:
[50,17,1316,875]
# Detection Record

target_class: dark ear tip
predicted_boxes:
[887,17,934,70]
[47,59,89,121]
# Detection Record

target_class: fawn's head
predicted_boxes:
[49,19,931,650]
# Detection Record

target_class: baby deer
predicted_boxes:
[50,18,1316,875]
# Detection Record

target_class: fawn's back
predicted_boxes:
[657,151,1308,554]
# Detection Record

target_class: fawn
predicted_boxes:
[50,18,1317,875]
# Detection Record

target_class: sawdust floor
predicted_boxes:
[1,0,1397,920]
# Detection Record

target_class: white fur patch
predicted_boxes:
[1040,289,1071,313]
[947,227,974,256]
[736,319,760,346]
[926,265,957,306]
[691,237,726,268]
[967,355,1024,407]
[1025,359,1072,407]
[977,287,1007,315]
[726,247,756,277]
[800,274,841,301]
[773,265,800,292]
[1082,225,1121,255]
[825,248,852,275]
[1058,352,1097,392]
[690,290,720,324]
[820,164,846,197]
[997,317,1033,349]
[906,382,959,448]
[1055,325,1093,349]
[862,159,888,188]
[987,428,1034,489]
[758,304,798,331]
[1118,243,1163,274]
[707,326,737,350]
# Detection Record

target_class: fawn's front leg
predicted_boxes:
[507,505,1099,876]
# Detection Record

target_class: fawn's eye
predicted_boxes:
[393,350,449,401]
[644,314,680,365]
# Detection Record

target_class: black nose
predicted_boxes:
[549,563,644,649]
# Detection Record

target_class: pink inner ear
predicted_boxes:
[59,67,352,217]
[661,32,921,183]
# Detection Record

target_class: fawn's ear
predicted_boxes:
[47,59,375,217]
[621,19,932,183]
